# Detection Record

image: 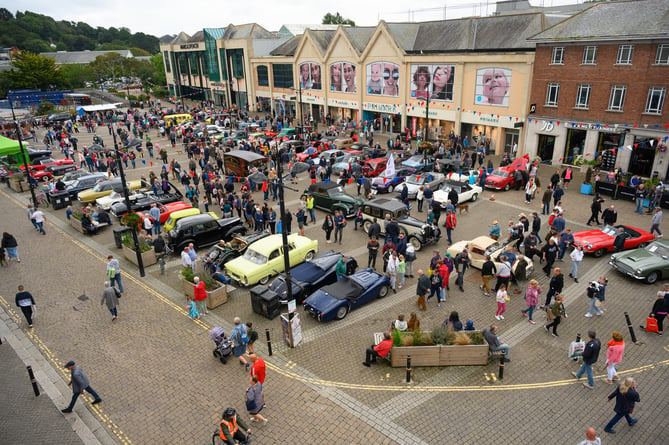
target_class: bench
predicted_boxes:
[69,217,111,234]
[373,332,392,364]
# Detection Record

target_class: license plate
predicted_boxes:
[371,189,378,195]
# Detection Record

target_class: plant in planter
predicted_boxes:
[121,232,153,253]
[71,210,84,221]
[180,267,228,308]
[181,267,218,290]
[120,212,142,231]
[418,141,434,155]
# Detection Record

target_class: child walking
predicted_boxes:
[186,296,200,320]
[398,255,406,289]
[495,284,508,320]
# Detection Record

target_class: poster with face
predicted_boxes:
[329,62,356,93]
[298,62,322,90]
[409,64,455,101]
[474,68,512,107]
[366,62,400,97]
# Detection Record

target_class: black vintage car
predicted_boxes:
[167,214,246,252]
[303,182,364,218]
[268,250,358,304]
[110,186,183,217]
[203,230,271,269]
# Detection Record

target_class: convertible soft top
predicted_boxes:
[321,277,363,300]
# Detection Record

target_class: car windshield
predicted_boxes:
[484,242,503,257]
[242,249,268,265]
[601,225,618,237]
[491,169,508,178]
[327,186,345,196]
[405,156,423,164]
[407,175,426,185]
[646,242,669,257]
[91,183,106,192]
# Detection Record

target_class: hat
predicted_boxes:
[64,361,75,368]
[445,253,452,258]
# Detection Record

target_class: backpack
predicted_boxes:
[586,282,598,298]
[238,327,249,345]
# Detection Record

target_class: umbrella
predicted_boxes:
[248,171,268,183]
[290,162,311,175]
[87,144,105,153]
[125,138,142,148]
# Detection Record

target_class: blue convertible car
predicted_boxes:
[303,268,390,321]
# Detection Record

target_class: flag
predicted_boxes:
[383,153,396,178]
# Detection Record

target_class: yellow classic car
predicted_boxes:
[77,179,143,203]
[224,234,319,286]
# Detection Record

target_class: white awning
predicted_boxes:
[77,103,121,112]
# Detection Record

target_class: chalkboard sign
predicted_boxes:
[600,150,617,172]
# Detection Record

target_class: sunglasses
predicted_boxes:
[383,69,399,80]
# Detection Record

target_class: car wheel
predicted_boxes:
[377,285,389,298]
[387,185,394,193]
[593,248,606,258]
[646,271,659,284]
[363,220,372,234]
[259,275,271,285]
[305,250,315,261]
[471,193,478,202]
[504,183,510,191]
[335,305,349,320]
[409,237,423,251]
[638,242,648,249]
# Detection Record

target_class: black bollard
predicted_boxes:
[27,366,40,397]
[265,328,273,356]
[405,354,412,383]
[624,312,638,343]
[498,357,505,379]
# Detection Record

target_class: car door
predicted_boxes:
[200,220,222,246]
[267,247,284,274]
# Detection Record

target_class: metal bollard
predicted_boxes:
[405,354,412,383]
[498,357,505,379]
[624,312,638,343]
[27,366,40,397]
[265,328,273,356]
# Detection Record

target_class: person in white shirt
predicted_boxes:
[386,251,399,293]
[181,247,193,269]
[32,209,46,235]
[576,427,601,445]
[569,245,584,283]
[392,314,408,331]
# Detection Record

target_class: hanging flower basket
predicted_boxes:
[120,212,142,231]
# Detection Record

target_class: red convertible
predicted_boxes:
[485,156,528,191]
[139,201,192,224]
[573,225,655,257]
[20,157,74,172]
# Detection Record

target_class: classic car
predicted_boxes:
[303,181,364,218]
[203,231,271,269]
[277,128,298,141]
[332,151,363,176]
[65,173,108,197]
[164,208,210,232]
[432,181,483,207]
[318,149,347,165]
[224,234,319,286]
[445,169,481,184]
[96,190,141,211]
[221,130,248,146]
[167,214,246,253]
[609,239,669,284]
[77,179,143,203]
[20,157,74,172]
[573,225,655,258]
[138,201,192,224]
[61,168,91,184]
[371,167,415,194]
[447,236,534,277]
[401,155,436,172]
[29,164,80,181]
[303,268,390,321]
[334,137,355,149]
[109,187,183,216]
[485,156,529,191]
[394,172,446,200]
[268,250,358,304]
[362,158,388,177]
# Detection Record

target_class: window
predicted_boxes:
[608,85,627,111]
[163,51,170,73]
[582,46,597,64]
[656,44,669,65]
[272,64,294,88]
[545,83,560,107]
[616,45,634,64]
[551,47,564,64]
[645,87,666,114]
[257,66,269,87]
[575,84,591,109]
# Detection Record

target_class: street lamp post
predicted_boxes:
[273,140,296,319]
[423,99,430,167]
[111,125,145,277]
[8,98,37,206]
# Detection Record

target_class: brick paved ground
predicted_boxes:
[1,118,668,444]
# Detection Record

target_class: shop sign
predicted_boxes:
[327,98,358,108]
[363,102,400,113]
[180,43,199,49]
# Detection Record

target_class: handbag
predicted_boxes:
[594,299,602,308]
[114,288,121,299]
[546,307,555,321]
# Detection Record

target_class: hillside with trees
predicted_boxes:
[0,9,160,54]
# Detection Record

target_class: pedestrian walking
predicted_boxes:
[31,207,46,235]
[2,232,20,263]
[587,195,605,225]
[367,236,379,269]
[27,204,39,230]
[387,251,399,293]
[231,317,250,370]
[246,374,267,424]
[571,330,601,389]
[61,361,102,413]
[495,283,508,320]
[650,207,663,237]
[106,255,123,293]
[604,377,639,434]
[585,277,607,317]
[494,255,511,292]
[404,244,415,278]
[249,353,266,384]
[322,214,334,243]
[480,254,496,296]
[576,427,601,445]
[428,262,443,306]
[542,238,558,277]
[444,209,456,244]
[333,210,345,244]
[604,331,625,384]
[454,248,470,292]
[100,281,120,321]
[193,276,208,315]
[640,291,668,334]
[544,294,565,337]
[15,285,36,328]
[186,296,200,320]
[569,244,584,283]
[543,267,564,308]
[521,279,541,324]
[416,269,430,311]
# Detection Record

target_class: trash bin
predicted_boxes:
[250,285,281,320]
[113,226,131,249]
[49,190,71,210]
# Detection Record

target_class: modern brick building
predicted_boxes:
[525,0,669,179]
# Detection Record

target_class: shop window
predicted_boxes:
[629,137,656,177]
[537,134,555,163]
[564,129,586,164]
[655,44,669,65]
[575,84,591,109]
[645,87,665,114]
[545,83,560,107]
[257,66,269,87]
[582,46,597,65]
[163,51,170,73]
[272,64,293,89]
[551,47,564,65]
[608,85,626,111]
[597,132,623,159]
[616,45,634,65]
[600,148,617,172]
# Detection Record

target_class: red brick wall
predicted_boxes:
[530,42,668,125]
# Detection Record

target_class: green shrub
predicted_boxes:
[392,328,402,347]
[181,267,219,290]
[121,232,152,252]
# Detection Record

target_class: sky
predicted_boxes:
[2,0,584,37]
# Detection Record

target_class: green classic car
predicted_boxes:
[609,239,669,284]
[302,181,364,218]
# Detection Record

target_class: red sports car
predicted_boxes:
[20,157,74,172]
[485,156,528,191]
[573,225,655,257]
[139,201,192,224]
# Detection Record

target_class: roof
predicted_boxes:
[278,24,341,38]
[187,31,204,43]
[247,233,302,255]
[342,27,375,53]
[270,35,301,56]
[223,150,266,162]
[223,23,275,40]
[530,0,669,42]
[366,198,406,212]
[40,50,133,65]
[170,32,191,44]
[311,181,339,190]
[310,30,336,55]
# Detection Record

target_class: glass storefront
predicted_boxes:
[629,137,656,177]
[537,134,556,163]
[504,129,519,155]
[564,129,586,165]
[597,132,623,157]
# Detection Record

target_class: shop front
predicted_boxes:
[299,93,325,126]
[327,98,359,125]
[362,102,402,133]
[459,112,520,155]
[272,93,295,118]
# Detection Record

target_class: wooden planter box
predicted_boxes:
[390,344,489,367]
[70,217,85,233]
[181,277,228,308]
[122,244,157,267]
[9,179,28,192]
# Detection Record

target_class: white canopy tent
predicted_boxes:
[76,103,122,113]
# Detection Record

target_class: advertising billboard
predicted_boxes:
[329,61,357,93]
[409,64,455,101]
[365,62,400,97]
[298,62,322,90]
[474,68,512,107]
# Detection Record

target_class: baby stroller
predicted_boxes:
[210,327,232,364]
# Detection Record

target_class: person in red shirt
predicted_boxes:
[249,354,266,384]
[363,332,393,367]
[193,276,208,315]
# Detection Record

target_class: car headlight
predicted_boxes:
[585,245,592,250]
[636,269,643,275]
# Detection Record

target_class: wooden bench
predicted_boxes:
[69,217,111,234]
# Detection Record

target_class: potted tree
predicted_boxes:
[180,267,228,308]
[389,328,489,367]
[121,232,157,266]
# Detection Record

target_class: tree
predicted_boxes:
[322,12,355,26]
[150,53,167,87]
[0,7,13,21]
[60,64,94,89]
[4,52,64,91]
[89,52,127,82]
